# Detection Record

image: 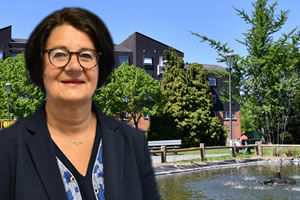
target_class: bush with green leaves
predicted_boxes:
[94,63,165,129]
[0,54,45,119]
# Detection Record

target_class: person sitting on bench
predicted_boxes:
[240,132,250,154]
[240,132,248,146]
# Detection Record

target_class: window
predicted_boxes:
[159,56,164,66]
[223,111,236,120]
[157,56,165,75]
[212,94,217,104]
[144,57,153,65]
[209,78,216,86]
[0,51,3,60]
[119,56,129,65]
[144,57,153,69]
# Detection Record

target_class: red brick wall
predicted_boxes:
[127,116,149,132]
[127,112,241,139]
[218,111,242,140]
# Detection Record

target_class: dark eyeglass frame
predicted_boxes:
[43,47,101,69]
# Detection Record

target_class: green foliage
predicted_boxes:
[240,101,259,132]
[146,113,180,140]
[237,0,299,143]
[0,54,45,119]
[208,117,227,146]
[151,49,226,147]
[184,63,226,146]
[285,88,300,143]
[191,32,243,105]
[192,0,299,144]
[161,48,187,122]
[94,63,165,129]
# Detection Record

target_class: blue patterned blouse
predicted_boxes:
[56,140,105,200]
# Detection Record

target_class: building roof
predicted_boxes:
[0,25,12,31]
[10,38,27,43]
[8,47,25,52]
[114,44,132,52]
[120,31,184,56]
[202,64,227,72]
[184,63,227,72]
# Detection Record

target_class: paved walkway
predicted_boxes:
[151,153,230,164]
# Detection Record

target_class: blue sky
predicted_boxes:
[1,0,299,66]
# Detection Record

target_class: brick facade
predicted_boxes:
[217,111,242,142]
[127,117,150,132]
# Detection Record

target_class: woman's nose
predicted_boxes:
[64,54,82,72]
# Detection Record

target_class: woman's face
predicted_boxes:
[43,24,99,104]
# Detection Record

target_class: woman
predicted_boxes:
[0,8,160,200]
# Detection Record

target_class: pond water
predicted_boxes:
[156,163,300,200]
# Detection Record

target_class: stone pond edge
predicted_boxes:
[153,157,300,176]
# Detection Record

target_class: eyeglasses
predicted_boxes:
[43,47,101,69]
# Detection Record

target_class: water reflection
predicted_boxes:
[156,163,300,200]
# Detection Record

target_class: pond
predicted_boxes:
[156,162,300,200]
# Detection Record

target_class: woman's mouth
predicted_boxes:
[61,79,85,84]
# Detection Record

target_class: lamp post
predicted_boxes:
[5,83,12,119]
[226,53,235,153]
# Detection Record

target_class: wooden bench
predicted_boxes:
[148,140,182,163]
[238,139,260,154]
[148,139,182,150]
[243,138,260,145]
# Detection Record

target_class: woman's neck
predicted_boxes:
[45,98,94,136]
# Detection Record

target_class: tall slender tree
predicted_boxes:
[160,48,189,143]
[185,63,226,146]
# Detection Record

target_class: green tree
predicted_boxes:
[0,54,45,119]
[192,0,299,143]
[94,63,165,129]
[147,49,187,142]
[160,49,189,144]
[157,49,226,146]
[161,49,187,121]
[146,113,179,141]
[185,63,226,146]
[286,88,300,143]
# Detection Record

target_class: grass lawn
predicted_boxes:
[262,146,300,157]
[165,146,300,162]
[178,150,255,162]
[167,148,231,155]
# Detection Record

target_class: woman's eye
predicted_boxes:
[53,52,67,59]
[79,52,93,60]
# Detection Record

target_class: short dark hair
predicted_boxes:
[25,7,114,89]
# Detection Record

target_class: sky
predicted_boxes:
[1,0,299,67]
